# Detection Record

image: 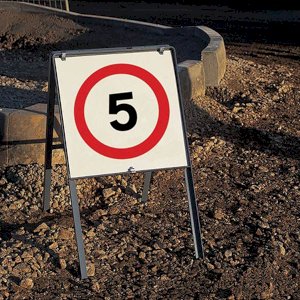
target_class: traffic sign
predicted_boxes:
[43,46,204,280]
[54,48,188,178]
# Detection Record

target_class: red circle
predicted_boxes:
[74,63,170,159]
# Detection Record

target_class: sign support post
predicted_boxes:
[185,167,204,258]
[69,179,88,279]
[43,59,88,279]
[141,171,152,202]
[42,46,204,279]
[43,61,55,212]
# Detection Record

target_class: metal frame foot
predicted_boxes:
[69,179,88,279]
[141,171,152,202]
[185,167,204,259]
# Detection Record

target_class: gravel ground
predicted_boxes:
[0,4,299,300]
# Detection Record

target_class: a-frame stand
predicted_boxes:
[43,55,204,280]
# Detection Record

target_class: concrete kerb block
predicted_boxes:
[178,60,205,100]
[0,104,64,167]
[0,108,13,166]
[193,26,226,87]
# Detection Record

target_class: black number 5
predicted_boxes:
[109,92,137,131]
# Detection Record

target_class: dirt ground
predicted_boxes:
[0,2,299,299]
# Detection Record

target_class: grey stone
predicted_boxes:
[178,60,205,100]
[0,104,64,166]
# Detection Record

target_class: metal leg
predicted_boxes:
[65,0,70,11]
[141,171,152,202]
[69,179,88,279]
[43,169,52,211]
[42,61,56,212]
[185,167,204,259]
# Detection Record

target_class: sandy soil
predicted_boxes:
[0,3,299,299]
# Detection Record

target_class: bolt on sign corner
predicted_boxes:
[53,46,188,178]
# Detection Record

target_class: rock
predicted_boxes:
[102,188,116,198]
[59,229,74,240]
[224,250,232,258]
[87,263,95,277]
[97,224,105,231]
[232,106,244,113]
[59,259,67,269]
[94,249,107,259]
[0,266,7,275]
[258,166,269,173]
[126,184,137,195]
[44,253,50,262]
[258,221,270,229]
[256,228,263,236]
[16,228,25,235]
[33,223,50,233]
[278,243,286,256]
[20,278,34,289]
[92,281,101,292]
[93,209,108,218]
[21,251,33,259]
[14,256,22,264]
[151,266,158,272]
[160,275,169,281]
[194,145,203,155]
[9,201,23,210]
[207,239,217,248]
[1,258,9,267]
[30,205,39,212]
[153,243,161,250]
[121,179,127,187]
[214,208,225,220]
[52,200,59,209]
[109,207,120,215]
[260,283,274,299]
[278,84,290,94]
[49,242,58,250]
[130,214,138,223]
[36,254,43,262]
[1,291,10,299]
[86,229,96,238]
[30,261,40,272]
[13,263,31,274]
[139,252,146,260]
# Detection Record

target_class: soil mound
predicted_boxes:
[0,11,86,50]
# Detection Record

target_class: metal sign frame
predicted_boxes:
[42,45,204,279]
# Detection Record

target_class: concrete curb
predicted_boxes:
[0,2,226,166]
[178,60,205,101]
[0,104,64,166]
[193,26,226,86]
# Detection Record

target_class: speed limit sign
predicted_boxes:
[43,46,204,279]
[54,47,188,178]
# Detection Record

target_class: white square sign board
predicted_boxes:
[54,47,188,178]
